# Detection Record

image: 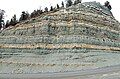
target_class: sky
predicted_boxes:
[0,0,120,22]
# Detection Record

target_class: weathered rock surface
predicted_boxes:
[0,1,120,74]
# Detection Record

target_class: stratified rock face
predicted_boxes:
[0,1,120,74]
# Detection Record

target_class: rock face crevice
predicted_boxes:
[0,1,120,74]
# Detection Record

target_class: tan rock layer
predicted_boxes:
[0,43,120,51]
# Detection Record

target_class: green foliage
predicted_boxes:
[62,1,64,7]
[66,0,73,7]
[10,14,18,26]
[44,7,48,12]
[30,10,37,18]
[74,0,81,5]
[30,10,43,18]
[19,11,29,21]
[104,1,112,10]
[57,4,60,9]
[50,6,53,11]
[0,10,5,30]
[5,20,10,28]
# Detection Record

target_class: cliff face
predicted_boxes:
[0,2,120,74]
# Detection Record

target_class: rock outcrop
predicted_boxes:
[0,1,120,74]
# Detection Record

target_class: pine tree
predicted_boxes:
[66,0,73,7]
[0,10,5,30]
[10,14,18,26]
[62,1,64,7]
[10,19,13,26]
[78,0,82,3]
[74,0,81,5]
[104,1,112,10]
[5,20,10,28]
[19,11,28,21]
[25,11,30,19]
[13,14,17,24]
[50,6,53,11]
[44,7,48,12]
[19,11,25,21]
[57,4,60,9]
[74,0,77,5]
[0,15,3,30]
